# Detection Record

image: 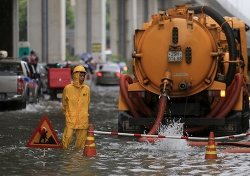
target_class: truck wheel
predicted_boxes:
[17,94,27,110]
[34,91,39,104]
[33,95,38,104]
[49,89,57,100]
[18,101,26,110]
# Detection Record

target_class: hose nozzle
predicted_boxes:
[160,71,173,96]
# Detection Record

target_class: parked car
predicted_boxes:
[93,63,121,85]
[0,51,39,110]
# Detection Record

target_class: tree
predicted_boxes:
[66,0,74,29]
[19,0,27,41]
[19,0,74,41]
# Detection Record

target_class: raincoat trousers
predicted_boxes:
[62,65,90,149]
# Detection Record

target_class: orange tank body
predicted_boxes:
[118,4,250,138]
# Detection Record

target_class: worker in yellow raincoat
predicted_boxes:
[61,65,90,149]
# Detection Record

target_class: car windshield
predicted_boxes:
[0,63,23,74]
[101,65,120,71]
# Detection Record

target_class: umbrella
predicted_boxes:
[79,53,92,59]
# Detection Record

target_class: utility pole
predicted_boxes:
[42,0,48,63]
[86,0,92,54]
[119,0,125,62]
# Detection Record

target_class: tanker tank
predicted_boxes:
[118,4,250,138]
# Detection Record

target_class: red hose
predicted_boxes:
[132,79,153,117]
[120,74,163,140]
[120,74,140,118]
[189,141,250,147]
[120,74,152,117]
[137,98,153,117]
[139,96,167,142]
[222,148,250,153]
[206,79,235,118]
[215,73,243,118]
[184,73,243,133]
[184,81,236,133]
[120,72,243,137]
[147,96,167,135]
[130,97,152,117]
[130,97,143,114]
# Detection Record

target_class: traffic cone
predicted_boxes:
[205,131,217,159]
[83,124,97,157]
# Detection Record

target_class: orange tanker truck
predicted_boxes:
[118,4,250,137]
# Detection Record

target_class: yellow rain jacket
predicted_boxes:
[62,65,90,129]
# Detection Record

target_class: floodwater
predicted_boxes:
[1,85,250,176]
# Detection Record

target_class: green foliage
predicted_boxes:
[66,0,74,29]
[19,0,74,41]
[66,49,79,61]
[19,0,27,41]
[110,54,121,62]
[106,0,110,31]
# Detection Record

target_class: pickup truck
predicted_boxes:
[0,51,39,110]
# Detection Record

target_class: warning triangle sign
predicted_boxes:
[26,115,62,149]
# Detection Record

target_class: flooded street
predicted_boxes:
[1,85,250,176]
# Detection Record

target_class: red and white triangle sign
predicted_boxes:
[26,115,62,149]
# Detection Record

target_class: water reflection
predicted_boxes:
[0,85,250,175]
[61,150,100,175]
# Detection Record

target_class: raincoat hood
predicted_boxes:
[72,65,86,88]
[73,65,86,73]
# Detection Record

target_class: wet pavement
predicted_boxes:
[1,85,250,175]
